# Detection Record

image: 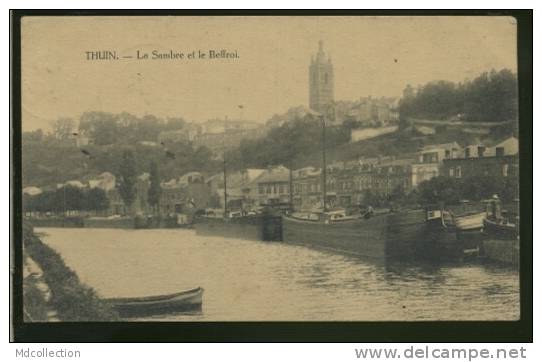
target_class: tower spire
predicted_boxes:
[309,40,334,112]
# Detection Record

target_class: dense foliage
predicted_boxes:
[225,116,351,170]
[147,161,161,213]
[78,111,186,146]
[23,278,49,321]
[22,112,219,188]
[23,185,109,214]
[399,69,518,122]
[118,150,137,210]
[416,175,518,205]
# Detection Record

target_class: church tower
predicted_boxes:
[309,40,334,112]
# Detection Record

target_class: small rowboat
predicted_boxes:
[105,287,204,317]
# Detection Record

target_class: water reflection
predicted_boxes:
[37,228,519,321]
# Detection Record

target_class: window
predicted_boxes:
[259,185,264,195]
[449,168,454,177]
[502,164,509,177]
[266,186,271,194]
[279,185,284,194]
[496,147,505,157]
[455,166,462,178]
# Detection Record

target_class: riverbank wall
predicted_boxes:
[83,216,135,229]
[22,223,119,321]
[27,217,84,228]
[28,215,183,229]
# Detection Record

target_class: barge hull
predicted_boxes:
[481,238,519,266]
[281,210,426,259]
[194,215,282,241]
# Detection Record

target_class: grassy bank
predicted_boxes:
[22,276,49,322]
[22,223,119,321]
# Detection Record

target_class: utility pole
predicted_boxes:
[289,160,294,212]
[223,117,228,218]
[63,185,67,217]
[321,115,327,212]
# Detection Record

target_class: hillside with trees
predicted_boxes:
[22,68,519,188]
[399,69,518,122]
[22,112,219,188]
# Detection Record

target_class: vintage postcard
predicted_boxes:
[15,14,525,329]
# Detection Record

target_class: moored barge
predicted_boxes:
[480,198,519,266]
[194,213,283,241]
[281,209,427,259]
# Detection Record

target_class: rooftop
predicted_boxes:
[253,165,290,184]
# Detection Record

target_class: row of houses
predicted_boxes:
[203,136,519,210]
[23,136,519,215]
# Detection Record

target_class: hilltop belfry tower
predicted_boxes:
[309,40,334,112]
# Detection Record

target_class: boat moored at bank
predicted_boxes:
[480,198,519,266]
[281,208,427,259]
[194,210,283,241]
[423,207,484,259]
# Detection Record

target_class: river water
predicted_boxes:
[36,228,519,321]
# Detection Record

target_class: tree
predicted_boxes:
[165,117,186,130]
[79,111,120,145]
[463,69,518,122]
[147,161,161,214]
[417,176,461,205]
[85,188,110,215]
[22,129,44,143]
[50,118,76,140]
[390,184,406,202]
[117,150,137,214]
[229,115,351,170]
[136,114,163,141]
[362,189,383,207]
[398,68,518,123]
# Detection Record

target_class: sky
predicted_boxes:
[21,16,518,131]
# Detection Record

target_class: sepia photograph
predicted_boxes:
[10,12,532,341]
